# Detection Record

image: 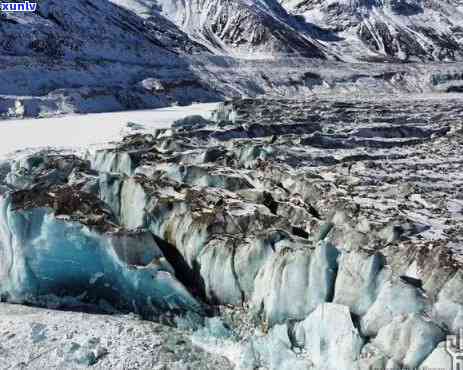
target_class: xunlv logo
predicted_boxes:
[1,1,37,12]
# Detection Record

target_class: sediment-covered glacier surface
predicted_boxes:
[0,95,462,369]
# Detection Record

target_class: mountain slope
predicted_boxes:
[1,0,463,120]
[0,0,204,66]
[135,0,330,58]
[280,0,463,61]
[0,0,220,116]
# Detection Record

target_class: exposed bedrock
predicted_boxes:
[1,96,463,368]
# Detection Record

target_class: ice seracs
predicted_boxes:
[0,154,203,316]
[1,97,463,369]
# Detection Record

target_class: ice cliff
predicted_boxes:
[0,156,202,317]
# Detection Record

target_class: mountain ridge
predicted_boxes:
[1,0,463,118]
[280,0,463,61]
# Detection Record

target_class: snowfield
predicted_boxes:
[0,103,219,158]
[0,303,233,370]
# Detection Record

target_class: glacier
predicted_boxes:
[1,96,462,368]
[0,183,202,317]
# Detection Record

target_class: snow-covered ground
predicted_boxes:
[0,103,219,158]
[0,303,233,370]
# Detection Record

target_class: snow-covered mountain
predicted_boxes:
[114,0,463,61]
[0,0,218,117]
[280,0,463,61]
[154,0,329,58]
[110,0,329,58]
[1,0,463,120]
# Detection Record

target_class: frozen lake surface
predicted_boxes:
[0,103,219,158]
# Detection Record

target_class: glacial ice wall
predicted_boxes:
[0,186,202,317]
